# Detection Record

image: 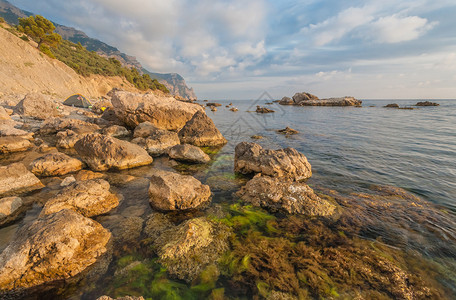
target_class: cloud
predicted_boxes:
[369,14,437,43]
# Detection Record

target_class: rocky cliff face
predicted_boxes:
[0,0,197,100]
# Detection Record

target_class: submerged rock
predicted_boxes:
[148,169,211,211]
[234,142,312,181]
[0,163,44,197]
[0,209,111,292]
[250,135,264,139]
[0,136,31,153]
[168,144,210,163]
[75,133,153,171]
[256,106,275,113]
[29,152,83,177]
[15,93,59,120]
[236,175,335,216]
[111,90,203,129]
[41,179,119,217]
[178,111,227,146]
[145,214,230,282]
[277,127,299,135]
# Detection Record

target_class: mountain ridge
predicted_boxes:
[0,0,197,99]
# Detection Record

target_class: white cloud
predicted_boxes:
[369,14,437,43]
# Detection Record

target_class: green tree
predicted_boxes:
[17,15,62,49]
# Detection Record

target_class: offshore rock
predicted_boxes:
[0,209,111,292]
[41,179,119,217]
[292,92,319,103]
[278,96,294,105]
[167,144,210,163]
[0,163,44,197]
[111,91,203,130]
[75,133,153,171]
[234,142,312,181]
[298,97,361,106]
[29,152,83,176]
[178,111,227,146]
[416,101,439,106]
[256,106,275,113]
[148,169,211,211]
[236,175,335,216]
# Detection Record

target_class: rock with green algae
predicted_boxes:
[236,174,336,216]
[143,213,231,282]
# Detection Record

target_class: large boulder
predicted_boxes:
[178,111,227,146]
[0,136,31,153]
[0,209,111,292]
[148,170,211,211]
[56,130,87,149]
[0,163,44,197]
[41,179,119,217]
[234,142,312,181]
[0,197,24,226]
[0,124,34,139]
[168,144,210,163]
[144,214,230,282]
[40,118,100,135]
[15,93,59,120]
[278,96,294,105]
[131,123,180,156]
[236,175,336,216]
[101,125,129,137]
[111,91,203,130]
[74,133,153,171]
[29,152,83,176]
[292,92,319,104]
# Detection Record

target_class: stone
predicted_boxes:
[40,118,100,135]
[60,176,76,187]
[206,102,222,107]
[145,214,230,282]
[0,123,34,139]
[15,93,59,120]
[236,175,336,216]
[41,179,119,217]
[101,125,130,137]
[56,130,87,149]
[416,101,439,106]
[29,152,83,177]
[131,123,180,156]
[99,215,143,246]
[0,209,111,291]
[111,91,203,130]
[229,107,239,112]
[385,103,399,108]
[276,127,299,135]
[148,169,211,211]
[74,133,153,171]
[292,92,319,103]
[0,136,31,153]
[167,144,210,163]
[278,96,294,105]
[210,106,217,112]
[0,163,44,197]
[256,106,275,113]
[297,97,362,106]
[133,121,160,138]
[250,135,264,139]
[178,111,227,147]
[74,170,106,181]
[0,107,11,120]
[234,142,312,181]
[0,197,23,226]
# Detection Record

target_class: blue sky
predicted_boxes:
[9,0,456,99]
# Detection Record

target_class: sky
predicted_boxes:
[9,0,456,100]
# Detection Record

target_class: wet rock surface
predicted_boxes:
[178,111,227,146]
[0,136,31,153]
[41,179,119,217]
[148,169,211,211]
[75,133,153,171]
[0,163,44,197]
[168,144,210,163]
[29,152,83,176]
[236,175,336,216]
[234,142,312,181]
[0,209,111,292]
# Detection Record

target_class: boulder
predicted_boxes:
[278,96,294,105]
[236,175,335,216]
[250,135,264,139]
[256,106,275,113]
[111,91,203,130]
[101,125,129,137]
[234,142,312,181]
[168,144,210,163]
[144,214,230,282]
[206,102,222,107]
[276,127,299,135]
[0,163,44,197]
[298,97,362,106]
[416,101,439,106]
[0,209,111,291]
[15,93,59,120]
[40,118,100,135]
[133,121,160,138]
[148,170,211,211]
[41,179,119,217]
[0,197,23,226]
[292,92,319,103]
[56,130,87,149]
[385,103,399,108]
[131,122,180,156]
[29,152,83,177]
[74,133,153,171]
[229,107,238,112]
[178,111,227,146]
[0,136,31,153]
[0,124,34,139]
[60,176,76,187]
